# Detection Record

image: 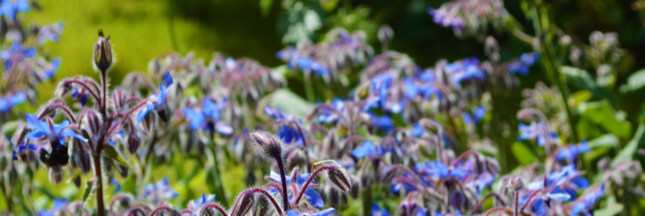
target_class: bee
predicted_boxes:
[39,145,69,168]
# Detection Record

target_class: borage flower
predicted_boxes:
[143,177,178,204]
[183,97,233,135]
[0,91,26,113]
[25,114,87,145]
[0,0,29,21]
[136,72,173,123]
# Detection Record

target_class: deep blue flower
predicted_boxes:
[446,58,485,85]
[188,192,216,212]
[316,98,345,124]
[143,177,178,204]
[268,171,325,208]
[72,88,88,107]
[286,208,336,216]
[371,203,392,216]
[0,0,29,21]
[518,123,559,146]
[415,160,468,180]
[183,97,233,135]
[351,141,396,159]
[0,42,36,70]
[265,106,305,145]
[507,52,540,76]
[411,123,424,138]
[369,114,395,133]
[137,72,173,123]
[555,140,591,162]
[0,91,26,113]
[25,114,88,145]
[38,198,68,216]
[11,142,36,160]
[569,184,604,216]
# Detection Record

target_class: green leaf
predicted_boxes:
[613,124,645,165]
[583,134,620,162]
[265,88,313,118]
[122,174,137,195]
[511,142,537,165]
[103,144,130,167]
[588,134,620,149]
[619,68,645,93]
[578,101,631,139]
[81,179,95,211]
[560,66,614,102]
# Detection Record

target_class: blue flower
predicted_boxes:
[188,192,216,211]
[268,171,325,208]
[38,198,68,216]
[137,72,173,123]
[371,203,392,216]
[415,160,468,180]
[37,22,64,45]
[369,114,395,133]
[555,140,591,162]
[0,0,29,21]
[411,123,424,138]
[315,98,345,124]
[0,91,26,113]
[265,106,305,145]
[518,123,559,146]
[286,208,336,216]
[183,97,233,135]
[569,184,604,216]
[110,178,122,193]
[43,58,61,79]
[25,114,88,145]
[72,88,88,107]
[526,165,590,203]
[507,52,540,76]
[351,141,395,159]
[143,177,178,204]
[446,58,485,85]
[11,142,36,160]
[0,42,36,70]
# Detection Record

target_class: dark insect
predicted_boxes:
[39,145,69,168]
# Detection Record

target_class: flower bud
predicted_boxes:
[253,195,270,216]
[250,131,283,159]
[93,30,113,73]
[232,193,255,216]
[328,168,351,192]
[128,133,141,154]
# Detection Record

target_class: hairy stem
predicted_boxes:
[275,155,290,211]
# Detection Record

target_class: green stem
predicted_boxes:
[533,4,579,142]
[304,76,315,102]
[209,134,229,207]
[361,185,373,216]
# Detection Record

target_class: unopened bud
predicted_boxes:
[93,30,113,73]
[128,134,141,154]
[250,131,283,159]
[328,168,351,192]
[232,193,255,216]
